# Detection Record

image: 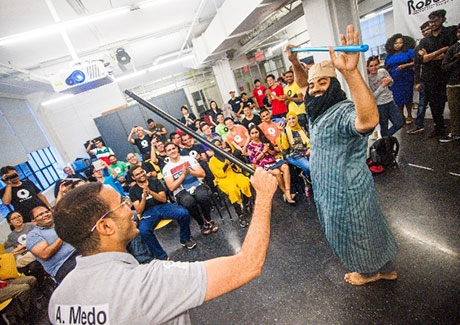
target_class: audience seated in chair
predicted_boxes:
[162,142,219,235]
[26,206,78,283]
[209,139,252,227]
[128,165,196,261]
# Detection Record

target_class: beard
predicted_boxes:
[305,77,347,122]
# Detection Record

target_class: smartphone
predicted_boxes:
[92,160,105,171]
[279,117,286,125]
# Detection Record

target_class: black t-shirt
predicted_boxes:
[129,178,165,211]
[228,97,242,113]
[180,144,206,160]
[133,135,153,155]
[0,180,46,222]
[242,98,255,108]
[242,115,262,130]
[418,25,458,84]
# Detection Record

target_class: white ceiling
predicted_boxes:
[0,0,303,98]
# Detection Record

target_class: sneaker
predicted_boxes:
[181,239,197,250]
[438,133,460,143]
[407,126,424,134]
[238,215,249,228]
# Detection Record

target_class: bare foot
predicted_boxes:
[344,271,398,285]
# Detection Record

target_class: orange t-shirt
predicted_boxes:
[258,122,280,145]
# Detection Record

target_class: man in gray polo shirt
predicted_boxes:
[48,168,276,324]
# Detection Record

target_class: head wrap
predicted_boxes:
[285,112,309,147]
[308,60,337,83]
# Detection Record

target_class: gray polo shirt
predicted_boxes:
[48,252,207,324]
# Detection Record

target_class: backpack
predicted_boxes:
[369,136,399,169]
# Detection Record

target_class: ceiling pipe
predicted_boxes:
[180,0,208,53]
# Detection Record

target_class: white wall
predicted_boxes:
[31,83,127,164]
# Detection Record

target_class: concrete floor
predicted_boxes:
[157,120,460,325]
[11,120,460,325]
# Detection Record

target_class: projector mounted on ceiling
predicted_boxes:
[50,61,114,94]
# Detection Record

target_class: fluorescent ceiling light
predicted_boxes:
[0,6,131,46]
[115,69,148,82]
[148,54,194,72]
[361,6,393,22]
[41,94,73,106]
[269,40,288,52]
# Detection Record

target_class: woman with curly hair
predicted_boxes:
[385,33,416,124]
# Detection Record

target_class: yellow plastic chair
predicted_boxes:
[154,219,172,230]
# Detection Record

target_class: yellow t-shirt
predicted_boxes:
[284,82,306,115]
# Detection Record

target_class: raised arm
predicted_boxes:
[203,168,277,301]
[329,25,378,133]
[285,44,309,95]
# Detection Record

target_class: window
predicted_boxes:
[360,9,389,60]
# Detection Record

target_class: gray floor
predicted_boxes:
[157,120,460,325]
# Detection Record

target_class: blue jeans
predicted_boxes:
[415,82,427,128]
[138,203,191,259]
[286,154,310,177]
[377,101,404,137]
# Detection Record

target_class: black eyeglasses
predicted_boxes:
[90,196,132,232]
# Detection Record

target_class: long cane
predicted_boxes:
[125,90,255,175]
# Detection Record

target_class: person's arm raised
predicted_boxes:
[285,44,308,95]
[204,168,277,301]
[329,24,378,134]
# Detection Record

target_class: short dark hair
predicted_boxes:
[241,92,247,97]
[367,55,380,66]
[0,166,16,176]
[224,117,234,124]
[164,142,178,151]
[428,9,446,19]
[147,119,154,124]
[259,108,270,116]
[254,79,260,84]
[108,154,116,159]
[54,182,106,255]
[420,21,430,30]
[128,165,143,179]
[216,112,224,117]
[266,74,275,82]
[169,132,179,141]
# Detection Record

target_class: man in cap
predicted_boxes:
[285,25,398,285]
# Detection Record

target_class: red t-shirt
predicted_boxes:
[269,85,287,116]
[252,86,266,108]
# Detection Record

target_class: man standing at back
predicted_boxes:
[252,79,266,109]
[415,9,458,138]
[266,74,288,119]
[49,168,276,324]
[286,25,398,285]
[284,70,307,130]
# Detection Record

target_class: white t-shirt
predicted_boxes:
[162,156,202,196]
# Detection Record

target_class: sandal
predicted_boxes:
[200,225,212,235]
[205,220,219,233]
